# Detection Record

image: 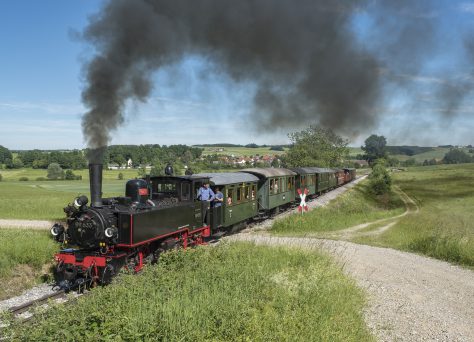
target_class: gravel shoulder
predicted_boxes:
[0,219,52,230]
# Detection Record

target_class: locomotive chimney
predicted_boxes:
[89,163,103,207]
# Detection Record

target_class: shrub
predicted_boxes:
[118,172,124,180]
[35,177,47,181]
[0,173,2,182]
[368,162,392,195]
[64,170,81,180]
[18,177,29,181]
[47,163,64,180]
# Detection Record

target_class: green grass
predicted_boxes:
[0,168,139,181]
[5,242,373,341]
[271,181,405,236]
[198,146,287,157]
[0,169,140,220]
[0,229,58,299]
[352,164,474,267]
[390,147,473,162]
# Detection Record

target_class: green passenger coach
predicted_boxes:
[193,172,259,230]
[240,168,296,214]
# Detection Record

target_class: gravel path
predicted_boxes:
[0,219,52,230]
[228,236,474,341]
[326,185,419,240]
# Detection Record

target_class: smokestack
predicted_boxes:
[89,164,103,207]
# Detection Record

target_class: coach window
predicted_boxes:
[287,177,292,190]
[237,187,242,203]
[227,188,234,206]
[244,185,250,200]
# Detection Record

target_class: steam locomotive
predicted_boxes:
[51,163,355,290]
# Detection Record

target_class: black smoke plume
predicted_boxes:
[81,0,454,158]
[81,0,382,160]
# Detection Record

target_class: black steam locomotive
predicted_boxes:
[51,163,355,290]
[52,163,215,290]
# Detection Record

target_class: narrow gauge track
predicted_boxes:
[8,290,67,319]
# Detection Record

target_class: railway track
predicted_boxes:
[8,290,67,319]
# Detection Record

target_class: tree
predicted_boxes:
[118,172,124,180]
[0,145,12,164]
[368,160,392,195]
[270,145,284,151]
[285,126,349,167]
[443,149,472,164]
[362,135,387,164]
[47,163,65,180]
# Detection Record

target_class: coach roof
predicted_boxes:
[290,167,335,174]
[193,172,259,185]
[240,168,296,178]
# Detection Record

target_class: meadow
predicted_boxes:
[352,164,474,267]
[390,146,473,162]
[198,145,287,157]
[0,169,139,220]
[271,181,405,236]
[4,242,373,341]
[0,229,58,299]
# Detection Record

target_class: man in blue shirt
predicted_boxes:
[197,182,215,225]
[197,183,215,202]
[214,187,224,207]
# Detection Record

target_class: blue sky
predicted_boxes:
[1,0,474,150]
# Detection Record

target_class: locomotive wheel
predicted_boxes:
[101,264,116,285]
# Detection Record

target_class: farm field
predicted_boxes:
[0,229,57,299]
[197,145,288,157]
[4,242,373,341]
[391,146,474,162]
[0,169,139,220]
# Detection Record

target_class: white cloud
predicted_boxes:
[458,2,474,14]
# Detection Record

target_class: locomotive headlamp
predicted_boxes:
[74,195,89,209]
[50,223,65,236]
[104,227,118,238]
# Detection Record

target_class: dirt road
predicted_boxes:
[229,234,474,341]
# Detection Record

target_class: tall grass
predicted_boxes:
[5,242,373,341]
[271,181,404,236]
[353,164,474,267]
[0,229,58,299]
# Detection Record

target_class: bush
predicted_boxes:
[118,172,124,180]
[0,173,2,182]
[35,177,47,181]
[64,170,81,180]
[47,163,64,180]
[368,162,392,195]
[18,177,29,181]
